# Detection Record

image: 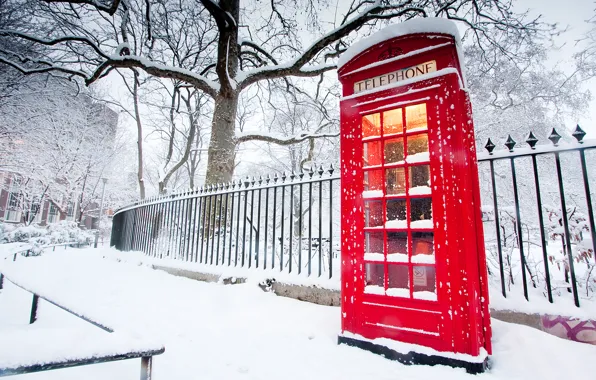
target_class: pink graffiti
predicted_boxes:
[541,315,596,345]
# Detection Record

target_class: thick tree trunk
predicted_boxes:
[205,94,238,185]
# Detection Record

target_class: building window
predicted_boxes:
[47,203,60,224]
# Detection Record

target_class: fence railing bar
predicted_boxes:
[208,194,215,265]
[554,152,581,307]
[271,184,278,270]
[241,187,249,267]
[289,182,294,273]
[263,185,270,269]
[174,200,182,259]
[256,186,262,268]
[196,194,204,262]
[308,178,313,276]
[280,180,286,271]
[199,194,207,263]
[579,149,596,265]
[189,198,197,261]
[166,198,174,258]
[530,154,553,303]
[162,199,169,257]
[205,194,213,264]
[329,177,334,279]
[298,180,303,275]
[234,189,242,267]
[318,173,323,278]
[249,185,256,269]
[510,156,530,301]
[227,190,235,266]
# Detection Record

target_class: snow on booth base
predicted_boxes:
[1,247,596,380]
[338,17,465,75]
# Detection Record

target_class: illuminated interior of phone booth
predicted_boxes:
[362,105,436,299]
[337,18,492,374]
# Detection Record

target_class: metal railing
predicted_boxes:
[478,126,595,307]
[112,126,595,308]
[111,166,340,279]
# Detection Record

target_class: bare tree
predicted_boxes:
[0,0,557,185]
[1,79,124,224]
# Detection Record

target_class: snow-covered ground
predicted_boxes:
[1,247,595,380]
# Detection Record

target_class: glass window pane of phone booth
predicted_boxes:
[383,108,403,135]
[410,198,432,227]
[364,170,383,193]
[365,263,385,294]
[405,104,427,131]
[387,264,410,298]
[406,134,429,157]
[364,200,384,228]
[387,232,408,263]
[411,232,434,264]
[384,138,404,164]
[386,199,407,228]
[385,168,406,195]
[409,165,431,191]
[364,231,384,261]
[412,265,437,301]
[363,113,381,138]
[363,141,383,167]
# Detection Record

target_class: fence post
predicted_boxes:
[140,356,153,380]
[30,294,39,324]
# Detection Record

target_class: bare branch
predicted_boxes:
[40,0,122,15]
[236,130,338,145]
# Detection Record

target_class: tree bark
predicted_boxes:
[132,74,146,199]
[205,93,238,185]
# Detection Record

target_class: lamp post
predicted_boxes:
[94,178,108,248]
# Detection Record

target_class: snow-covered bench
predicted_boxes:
[0,249,165,379]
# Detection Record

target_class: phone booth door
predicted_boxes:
[351,81,449,350]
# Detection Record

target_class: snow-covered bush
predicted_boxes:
[0,221,94,246]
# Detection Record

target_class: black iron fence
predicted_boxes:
[478,126,595,307]
[112,126,595,308]
[111,166,340,279]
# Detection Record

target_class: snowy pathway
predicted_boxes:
[0,248,595,380]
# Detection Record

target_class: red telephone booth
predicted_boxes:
[337,18,491,373]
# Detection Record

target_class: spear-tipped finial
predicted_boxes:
[572,124,587,143]
[548,128,562,146]
[504,135,516,152]
[485,138,496,154]
[526,131,539,149]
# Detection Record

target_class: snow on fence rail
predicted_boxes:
[112,126,596,309]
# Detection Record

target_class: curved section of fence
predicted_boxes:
[111,166,341,279]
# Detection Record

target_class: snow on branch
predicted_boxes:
[238,2,427,89]
[0,30,109,59]
[236,131,339,145]
[89,55,220,96]
[0,55,88,80]
[40,0,122,15]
